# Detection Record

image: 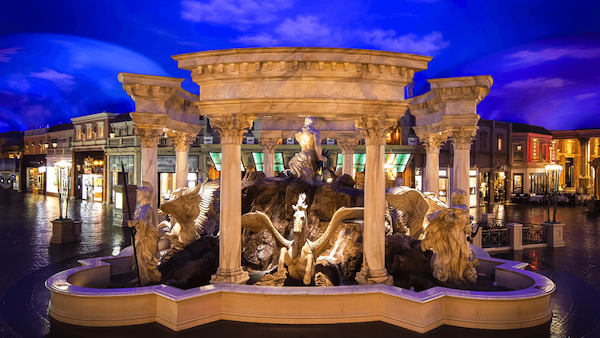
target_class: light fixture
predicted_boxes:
[516,144,522,151]
[109,132,115,138]
[44,142,48,149]
[52,141,58,148]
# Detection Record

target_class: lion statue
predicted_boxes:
[420,207,478,285]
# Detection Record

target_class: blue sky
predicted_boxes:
[0,0,598,132]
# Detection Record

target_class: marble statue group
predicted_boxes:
[129,117,478,288]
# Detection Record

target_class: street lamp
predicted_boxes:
[545,164,562,223]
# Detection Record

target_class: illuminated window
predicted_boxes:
[86,124,92,140]
[497,134,503,151]
[76,126,82,140]
[98,123,104,139]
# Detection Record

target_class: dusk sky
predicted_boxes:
[0,0,598,133]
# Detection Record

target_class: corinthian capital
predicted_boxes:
[421,133,447,153]
[448,127,478,150]
[209,114,256,144]
[355,115,397,146]
[168,132,196,152]
[135,126,162,148]
[337,138,358,153]
[261,138,279,153]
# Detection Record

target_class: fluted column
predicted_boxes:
[580,138,589,179]
[136,126,162,227]
[169,132,196,189]
[449,127,477,206]
[210,114,255,284]
[354,115,394,285]
[261,138,279,177]
[337,138,358,177]
[420,133,447,195]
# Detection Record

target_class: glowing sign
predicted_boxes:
[529,138,539,161]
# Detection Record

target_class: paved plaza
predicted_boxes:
[0,189,599,337]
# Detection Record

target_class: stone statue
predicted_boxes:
[288,117,327,184]
[420,207,479,285]
[386,187,430,239]
[451,189,468,209]
[158,180,220,250]
[129,186,161,286]
[241,193,364,285]
[423,192,448,215]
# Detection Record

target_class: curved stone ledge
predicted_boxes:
[46,250,554,333]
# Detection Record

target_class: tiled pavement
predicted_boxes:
[1,189,599,337]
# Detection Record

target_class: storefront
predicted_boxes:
[21,155,46,194]
[336,153,412,190]
[73,151,105,201]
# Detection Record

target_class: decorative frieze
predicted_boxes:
[209,115,256,144]
[200,82,404,101]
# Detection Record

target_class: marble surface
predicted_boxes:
[45,247,555,333]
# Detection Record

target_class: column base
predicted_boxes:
[211,267,250,285]
[355,268,394,285]
[50,219,79,245]
[543,221,566,248]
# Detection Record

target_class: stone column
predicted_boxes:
[169,132,196,189]
[136,126,162,227]
[449,127,477,206]
[337,138,357,177]
[354,116,394,285]
[209,114,255,284]
[261,138,279,177]
[580,138,589,178]
[421,133,446,195]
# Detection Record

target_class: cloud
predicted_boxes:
[234,15,447,54]
[234,33,280,46]
[503,77,571,90]
[0,47,20,62]
[358,30,449,55]
[575,93,596,100]
[234,15,342,46]
[506,47,600,66]
[275,15,334,44]
[29,68,76,91]
[180,0,293,29]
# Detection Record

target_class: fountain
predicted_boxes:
[46,47,554,333]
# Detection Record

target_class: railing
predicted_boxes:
[486,218,505,228]
[107,137,139,148]
[481,228,508,248]
[522,225,548,245]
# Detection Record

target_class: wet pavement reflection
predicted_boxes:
[0,189,599,337]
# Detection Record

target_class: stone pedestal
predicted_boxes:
[471,226,482,248]
[506,223,523,251]
[355,116,393,285]
[50,219,78,244]
[544,221,565,248]
[210,115,254,285]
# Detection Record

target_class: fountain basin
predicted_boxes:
[46,247,554,333]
